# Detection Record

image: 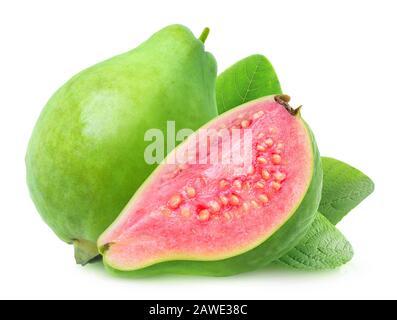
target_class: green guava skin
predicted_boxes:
[26,25,218,264]
[100,104,323,277]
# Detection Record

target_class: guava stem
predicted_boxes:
[274,95,301,116]
[199,27,210,44]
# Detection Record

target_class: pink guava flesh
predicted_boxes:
[98,96,313,271]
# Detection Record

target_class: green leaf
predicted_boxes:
[277,213,354,270]
[320,157,375,225]
[216,54,282,114]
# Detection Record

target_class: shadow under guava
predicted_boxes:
[82,256,343,280]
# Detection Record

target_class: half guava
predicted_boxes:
[98,95,322,276]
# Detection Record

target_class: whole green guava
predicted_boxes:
[26,25,218,264]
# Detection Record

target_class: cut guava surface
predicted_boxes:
[98,95,322,276]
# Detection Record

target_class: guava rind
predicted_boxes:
[26,25,218,263]
[100,97,323,276]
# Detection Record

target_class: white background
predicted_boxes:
[0,0,396,300]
